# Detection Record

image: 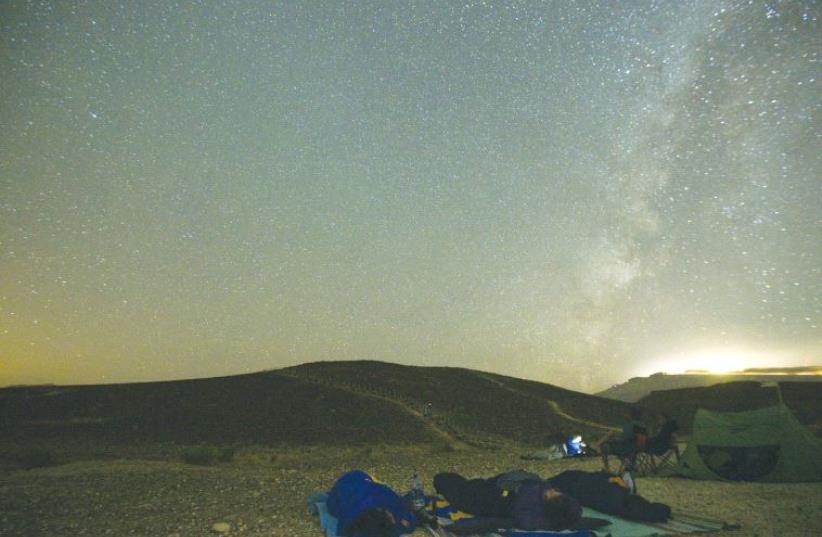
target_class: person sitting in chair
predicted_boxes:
[646,416,678,455]
[595,407,649,472]
[593,407,648,452]
[621,407,649,450]
[326,470,416,537]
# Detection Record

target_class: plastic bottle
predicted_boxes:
[410,472,425,510]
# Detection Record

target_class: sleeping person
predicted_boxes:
[326,470,416,537]
[545,470,671,522]
[433,472,583,531]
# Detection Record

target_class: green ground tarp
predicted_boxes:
[676,404,822,482]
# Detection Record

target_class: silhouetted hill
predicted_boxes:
[598,370,822,402]
[636,381,822,436]
[0,370,436,446]
[3,362,819,451]
[283,361,632,445]
[0,361,631,449]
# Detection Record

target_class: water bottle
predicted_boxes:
[410,472,425,510]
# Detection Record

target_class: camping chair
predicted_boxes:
[629,443,681,476]
[601,436,642,475]
[638,420,681,474]
[600,423,647,475]
[602,420,680,476]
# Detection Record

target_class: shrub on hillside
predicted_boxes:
[19,448,57,469]
[218,446,236,463]
[432,440,457,453]
[181,445,219,466]
[180,445,236,465]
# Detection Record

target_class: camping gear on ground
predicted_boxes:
[308,487,736,537]
[323,470,416,536]
[411,472,426,510]
[675,403,822,482]
[521,444,566,461]
[564,435,587,457]
[308,492,338,537]
[522,436,592,461]
[420,497,734,537]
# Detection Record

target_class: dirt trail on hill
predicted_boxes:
[545,400,619,431]
[473,372,619,432]
[345,387,468,448]
[276,371,468,449]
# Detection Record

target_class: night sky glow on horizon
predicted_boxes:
[1,1,820,392]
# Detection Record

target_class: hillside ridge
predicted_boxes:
[472,371,619,432]
[600,371,822,402]
[1,360,630,449]
[3,361,820,452]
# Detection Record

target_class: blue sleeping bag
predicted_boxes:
[326,470,416,537]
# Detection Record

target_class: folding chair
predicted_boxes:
[630,443,681,475]
[601,436,643,475]
[637,420,681,475]
[602,420,680,476]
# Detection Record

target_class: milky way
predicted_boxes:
[1,1,819,391]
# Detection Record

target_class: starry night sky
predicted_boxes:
[1,1,819,392]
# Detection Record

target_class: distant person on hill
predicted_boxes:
[433,471,583,531]
[423,402,433,418]
[326,470,416,537]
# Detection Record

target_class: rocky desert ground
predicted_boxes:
[2,444,821,537]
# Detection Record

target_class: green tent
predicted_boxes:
[676,404,822,482]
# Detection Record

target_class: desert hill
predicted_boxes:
[4,361,820,457]
[0,360,630,450]
[0,369,435,447]
[283,360,631,445]
[598,367,822,403]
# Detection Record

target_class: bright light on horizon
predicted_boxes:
[642,348,778,376]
